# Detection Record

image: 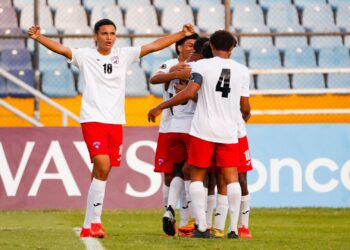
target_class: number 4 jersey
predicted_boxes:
[69,47,141,124]
[190,57,250,144]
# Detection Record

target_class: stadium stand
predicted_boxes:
[19,5,53,30]
[55,5,88,31]
[125,5,159,32]
[239,26,273,49]
[83,0,116,12]
[14,0,45,10]
[0,0,12,7]
[125,64,149,97]
[189,0,222,12]
[0,28,25,51]
[162,5,194,33]
[294,0,327,10]
[260,0,292,10]
[309,26,343,49]
[302,4,335,31]
[0,7,18,28]
[41,69,77,97]
[230,47,246,65]
[141,47,173,76]
[0,76,7,97]
[267,3,299,31]
[248,47,282,69]
[232,4,264,31]
[274,25,308,49]
[153,0,186,11]
[284,47,317,68]
[39,47,68,71]
[335,3,350,30]
[197,4,225,33]
[118,0,151,11]
[328,73,350,88]
[7,69,34,97]
[292,73,326,89]
[48,0,81,10]
[318,46,350,68]
[90,5,124,28]
[257,74,291,90]
[0,49,32,71]
[63,27,95,49]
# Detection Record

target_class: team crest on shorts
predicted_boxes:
[158,158,165,166]
[92,141,101,149]
[111,56,119,64]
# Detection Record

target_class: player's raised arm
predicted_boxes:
[148,81,200,122]
[28,25,72,60]
[140,23,194,58]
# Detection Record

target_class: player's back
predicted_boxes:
[190,57,249,143]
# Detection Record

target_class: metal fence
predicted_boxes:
[0,0,350,126]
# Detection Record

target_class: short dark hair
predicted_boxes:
[94,19,116,33]
[193,37,209,54]
[175,33,199,55]
[201,42,213,58]
[209,30,237,51]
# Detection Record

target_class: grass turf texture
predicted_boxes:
[0,208,349,250]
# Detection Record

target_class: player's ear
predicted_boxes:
[93,33,98,42]
[177,45,183,54]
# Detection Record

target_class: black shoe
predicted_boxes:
[162,206,176,236]
[192,229,210,238]
[227,231,239,239]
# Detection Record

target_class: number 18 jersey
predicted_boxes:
[190,57,250,144]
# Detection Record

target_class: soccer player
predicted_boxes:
[28,19,195,238]
[148,30,250,239]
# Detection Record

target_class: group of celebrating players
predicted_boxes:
[148,30,253,239]
[28,17,253,240]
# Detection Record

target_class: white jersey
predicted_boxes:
[167,62,196,133]
[190,57,250,143]
[155,58,179,133]
[69,47,140,124]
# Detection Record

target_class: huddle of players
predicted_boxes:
[149,30,253,239]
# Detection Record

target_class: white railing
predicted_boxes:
[0,68,79,126]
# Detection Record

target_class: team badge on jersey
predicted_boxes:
[160,64,167,69]
[111,56,119,64]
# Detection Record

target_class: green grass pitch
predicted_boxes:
[0,208,349,250]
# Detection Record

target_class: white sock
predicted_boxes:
[214,194,228,231]
[83,181,94,228]
[162,183,169,211]
[189,181,207,232]
[239,194,250,228]
[179,190,190,227]
[206,195,215,229]
[167,176,184,209]
[89,178,107,224]
[227,182,242,234]
[185,180,195,220]
[204,187,208,210]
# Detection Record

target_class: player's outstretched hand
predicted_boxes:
[148,106,162,123]
[182,24,195,36]
[28,25,41,40]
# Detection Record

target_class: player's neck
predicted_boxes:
[97,47,112,56]
[213,51,230,59]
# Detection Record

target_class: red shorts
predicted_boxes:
[81,122,123,167]
[154,133,186,174]
[168,132,191,163]
[187,135,240,168]
[238,136,253,173]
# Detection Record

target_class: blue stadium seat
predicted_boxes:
[327,73,350,88]
[294,0,327,10]
[39,47,68,71]
[259,0,292,10]
[284,47,317,68]
[232,4,264,31]
[0,0,12,7]
[239,26,273,49]
[189,0,222,12]
[257,74,290,90]
[90,5,123,28]
[275,26,308,49]
[48,0,81,10]
[197,4,225,33]
[302,4,335,31]
[230,0,256,10]
[14,0,46,10]
[335,3,350,30]
[55,5,88,31]
[309,26,343,49]
[230,47,246,65]
[0,28,25,51]
[63,27,95,49]
[0,7,18,28]
[249,47,281,69]
[149,83,163,97]
[19,5,53,30]
[118,0,151,11]
[318,46,350,68]
[83,0,115,11]
[41,69,77,97]
[328,0,350,9]
[0,77,7,97]
[114,26,131,47]
[162,5,195,33]
[0,49,32,70]
[292,74,325,89]
[7,69,34,97]
[267,3,299,31]
[125,5,158,32]
[126,64,149,97]
[133,26,164,47]
[153,0,186,11]
[27,27,58,52]
[141,47,173,76]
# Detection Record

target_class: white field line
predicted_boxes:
[73,227,105,250]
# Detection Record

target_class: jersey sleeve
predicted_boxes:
[154,59,173,74]
[123,46,141,65]
[241,67,250,97]
[67,48,84,69]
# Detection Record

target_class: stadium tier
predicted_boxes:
[0,0,350,126]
